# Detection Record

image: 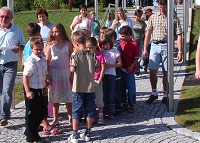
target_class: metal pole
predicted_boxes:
[95,0,98,20]
[167,0,174,112]
[123,0,126,10]
[115,0,118,19]
[7,0,14,24]
[183,0,187,63]
[85,0,87,6]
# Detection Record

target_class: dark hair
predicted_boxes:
[71,31,85,44]
[158,0,167,5]
[27,22,41,37]
[119,25,133,36]
[79,4,87,11]
[135,9,143,17]
[30,36,43,49]
[99,34,113,49]
[36,8,48,18]
[105,28,117,40]
[86,37,97,47]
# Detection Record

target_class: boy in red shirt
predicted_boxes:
[119,25,139,112]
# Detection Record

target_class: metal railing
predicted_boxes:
[99,3,116,26]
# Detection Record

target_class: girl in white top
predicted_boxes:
[99,35,122,119]
[70,4,94,36]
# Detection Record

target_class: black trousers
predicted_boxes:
[24,88,45,142]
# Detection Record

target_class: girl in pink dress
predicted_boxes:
[45,23,73,126]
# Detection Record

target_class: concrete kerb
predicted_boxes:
[161,65,200,141]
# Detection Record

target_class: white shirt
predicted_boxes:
[23,53,48,89]
[0,24,26,64]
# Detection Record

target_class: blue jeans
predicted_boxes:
[72,92,96,119]
[121,71,136,106]
[103,74,115,114]
[0,62,17,120]
[114,78,121,113]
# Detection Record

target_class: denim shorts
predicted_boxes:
[148,43,167,71]
[72,92,96,119]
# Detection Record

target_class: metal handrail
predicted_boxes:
[99,3,115,26]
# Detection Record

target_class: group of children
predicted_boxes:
[23,20,139,143]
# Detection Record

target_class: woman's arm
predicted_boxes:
[196,41,200,80]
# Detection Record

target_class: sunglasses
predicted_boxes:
[0,16,10,19]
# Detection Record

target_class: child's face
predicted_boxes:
[32,43,44,57]
[99,30,105,39]
[86,41,96,51]
[52,26,61,40]
[120,33,131,42]
[102,42,110,50]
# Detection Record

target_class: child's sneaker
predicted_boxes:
[107,113,114,120]
[80,133,91,142]
[128,106,135,113]
[68,134,78,143]
[97,117,105,125]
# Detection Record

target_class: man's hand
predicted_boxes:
[177,52,183,62]
[143,49,148,59]
[11,46,20,53]
[26,91,34,99]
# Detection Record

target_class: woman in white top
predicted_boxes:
[70,4,94,37]
[110,7,133,42]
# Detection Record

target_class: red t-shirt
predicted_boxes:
[120,39,139,73]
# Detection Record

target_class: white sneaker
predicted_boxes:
[68,134,78,143]
[80,133,91,142]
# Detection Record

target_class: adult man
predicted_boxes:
[0,6,26,126]
[143,0,182,104]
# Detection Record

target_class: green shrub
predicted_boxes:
[14,0,34,12]
[98,0,105,12]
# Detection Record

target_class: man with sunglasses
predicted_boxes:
[0,6,26,126]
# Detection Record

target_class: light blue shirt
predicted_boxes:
[23,41,32,61]
[38,22,54,44]
[0,24,26,64]
[115,18,133,41]
[23,40,45,61]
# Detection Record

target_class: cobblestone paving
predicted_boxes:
[0,61,200,143]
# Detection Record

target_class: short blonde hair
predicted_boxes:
[89,11,95,16]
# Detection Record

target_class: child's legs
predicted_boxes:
[121,71,127,104]
[25,89,43,142]
[72,92,84,131]
[94,81,104,114]
[103,75,115,114]
[107,75,115,114]
[103,76,109,114]
[125,73,136,106]
[52,103,59,123]
[114,79,122,112]
[84,92,96,128]
[65,102,72,123]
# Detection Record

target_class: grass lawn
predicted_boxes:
[15,83,24,105]
[14,8,104,71]
[174,9,200,132]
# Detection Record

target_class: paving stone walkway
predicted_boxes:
[1,60,200,143]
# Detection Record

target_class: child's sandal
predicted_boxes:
[43,126,61,135]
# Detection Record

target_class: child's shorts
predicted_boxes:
[72,92,96,119]
[94,80,104,108]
